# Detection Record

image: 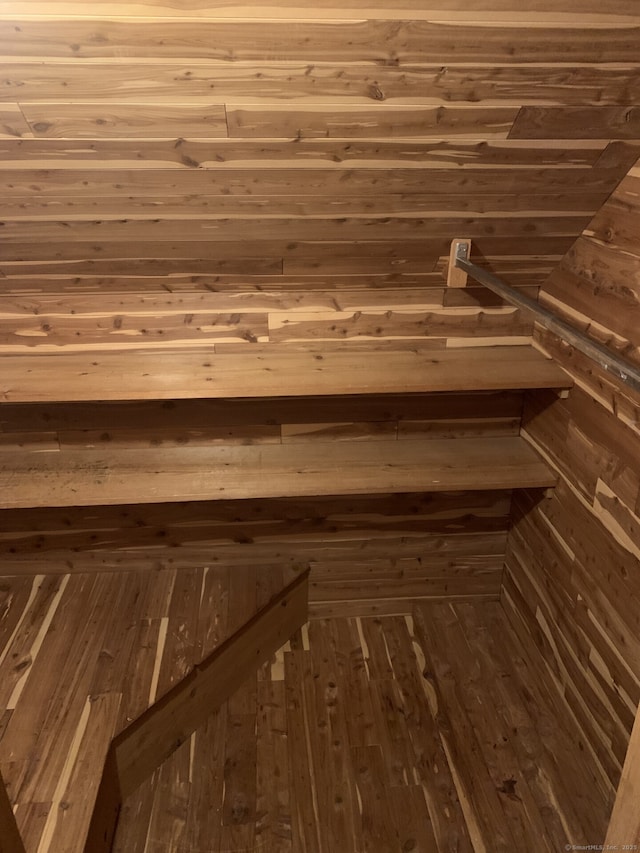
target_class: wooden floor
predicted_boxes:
[0,564,306,853]
[114,602,611,853]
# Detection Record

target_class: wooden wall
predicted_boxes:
[2,1,640,295]
[503,157,640,807]
[1,4,640,614]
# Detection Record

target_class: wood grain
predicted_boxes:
[0,345,570,401]
[0,436,555,509]
[0,565,308,853]
[605,703,640,847]
[503,156,640,798]
[114,602,612,852]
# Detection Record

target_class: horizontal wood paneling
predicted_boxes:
[502,158,640,803]
[2,18,639,64]
[2,2,639,20]
[5,61,640,103]
[1,7,639,294]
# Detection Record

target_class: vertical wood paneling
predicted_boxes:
[115,603,609,852]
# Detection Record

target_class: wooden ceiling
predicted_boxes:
[1,1,640,295]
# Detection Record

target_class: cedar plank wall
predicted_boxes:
[502,158,640,805]
[1,3,640,615]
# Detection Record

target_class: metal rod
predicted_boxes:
[453,242,640,394]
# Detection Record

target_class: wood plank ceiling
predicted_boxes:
[1,1,640,296]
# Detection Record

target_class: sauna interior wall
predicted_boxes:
[502,157,640,808]
[1,3,640,613]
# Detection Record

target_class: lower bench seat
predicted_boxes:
[0,435,555,509]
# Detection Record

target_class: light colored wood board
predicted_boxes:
[0,138,610,168]
[0,345,570,402]
[0,287,460,317]
[0,436,556,509]
[266,306,531,341]
[6,62,640,103]
[227,104,519,138]
[510,105,640,139]
[2,1,640,19]
[19,103,228,139]
[3,18,640,63]
[0,105,32,140]
[0,311,269,351]
[113,569,309,797]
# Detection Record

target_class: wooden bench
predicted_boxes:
[0,344,571,402]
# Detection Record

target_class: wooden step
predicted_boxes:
[0,565,309,853]
[0,436,555,510]
[0,345,571,403]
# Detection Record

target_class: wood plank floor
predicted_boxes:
[0,564,306,853]
[114,602,611,853]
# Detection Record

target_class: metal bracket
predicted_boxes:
[446,238,472,288]
[454,240,470,264]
